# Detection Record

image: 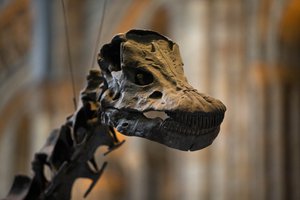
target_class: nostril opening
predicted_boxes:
[149,91,163,99]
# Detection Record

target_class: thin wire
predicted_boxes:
[61,0,77,110]
[90,0,108,69]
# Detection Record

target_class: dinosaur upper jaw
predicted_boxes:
[102,109,224,151]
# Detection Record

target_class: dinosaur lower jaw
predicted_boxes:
[143,110,224,151]
[103,108,224,151]
[157,118,221,151]
[158,124,221,151]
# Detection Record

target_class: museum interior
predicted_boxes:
[0,0,299,199]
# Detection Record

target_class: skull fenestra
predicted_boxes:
[98,29,226,151]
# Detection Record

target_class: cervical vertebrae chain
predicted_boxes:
[3,70,124,200]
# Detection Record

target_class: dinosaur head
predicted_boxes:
[98,30,226,151]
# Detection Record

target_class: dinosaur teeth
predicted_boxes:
[164,111,224,130]
[162,119,219,136]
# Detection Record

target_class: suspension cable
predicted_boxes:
[61,0,77,110]
[90,0,108,69]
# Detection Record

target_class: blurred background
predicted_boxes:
[0,0,299,199]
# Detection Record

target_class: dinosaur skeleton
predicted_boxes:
[3,30,226,200]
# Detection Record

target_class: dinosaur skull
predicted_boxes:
[98,30,226,151]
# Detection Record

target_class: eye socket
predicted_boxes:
[126,67,154,86]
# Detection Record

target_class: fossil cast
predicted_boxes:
[3,30,226,200]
